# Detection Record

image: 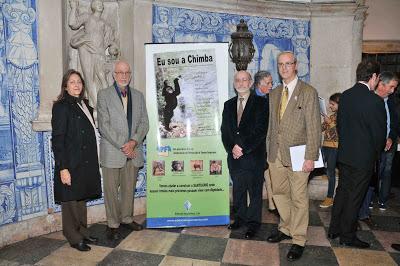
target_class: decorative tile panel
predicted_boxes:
[0,181,17,225]
[153,5,311,97]
[0,0,45,226]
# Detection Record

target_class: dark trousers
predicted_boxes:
[230,168,264,230]
[358,160,379,219]
[322,147,338,198]
[61,200,90,245]
[329,163,373,242]
[378,147,396,204]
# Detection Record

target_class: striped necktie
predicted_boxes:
[237,97,244,126]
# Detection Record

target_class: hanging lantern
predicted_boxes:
[229,19,255,71]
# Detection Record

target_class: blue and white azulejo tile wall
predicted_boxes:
[0,0,44,226]
[152,5,311,96]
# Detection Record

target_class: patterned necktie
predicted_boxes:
[237,97,244,126]
[121,89,127,98]
[279,86,289,119]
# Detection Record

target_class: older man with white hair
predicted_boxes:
[97,60,149,240]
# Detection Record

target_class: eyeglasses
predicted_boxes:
[234,78,251,83]
[277,62,295,68]
[114,71,131,76]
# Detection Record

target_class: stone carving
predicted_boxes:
[68,0,119,106]
[291,21,310,78]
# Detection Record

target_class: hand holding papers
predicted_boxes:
[289,145,324,172]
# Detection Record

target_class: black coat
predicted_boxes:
[337,83,387,169]
[51,94,101,203]
[221,93,269,172]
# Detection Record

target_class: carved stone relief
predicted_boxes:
[67,0,120,107]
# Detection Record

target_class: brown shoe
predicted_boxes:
[319,197,333,208]
[122,221,143,231]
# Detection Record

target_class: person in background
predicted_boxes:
[358,71,399,222]
[253,70,277,214]
[253,70,277,215]
[52,69,102,252]
[319,93,341,208]
[374,72,399,211]
[328,60,386,249]
[253,70,273,97]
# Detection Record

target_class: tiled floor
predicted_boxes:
[1,190,400,265]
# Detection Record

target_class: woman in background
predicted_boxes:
[52,69,101,251]
[320,93,341,208]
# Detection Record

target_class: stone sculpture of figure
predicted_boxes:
[291,21,310,78]
[2,0,37,68]
[68,0,119,106]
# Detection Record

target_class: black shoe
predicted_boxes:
[227,221,241,230]
[122,221,143,231]
[70,241,91,252]
[245,229,256,239]
[359,217,376,227]
[287,244,304,261]
[107,227,120,240]
[340,237,370,248]
[267,230,292,243]
[391,243,400,251]
[84,236,98,244]
[327,233,339,239]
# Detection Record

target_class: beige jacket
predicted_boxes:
[267,80,321,166]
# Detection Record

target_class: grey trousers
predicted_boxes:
[102,160,138,228]
[61,200,90,245]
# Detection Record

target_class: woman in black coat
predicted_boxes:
[51,69,101,252]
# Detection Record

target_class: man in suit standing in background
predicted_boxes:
[221,70,269,239]
[266,51,321,261]
[374,71,399,211]
[253,70,278,215]
[328,61,386,248]
[97,60,149,240]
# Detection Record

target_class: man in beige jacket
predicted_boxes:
[266,51,321,261]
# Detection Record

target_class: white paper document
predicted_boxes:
[318,96,327,116]
[289,145,324,171]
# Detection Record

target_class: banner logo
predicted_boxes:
[184,200,192,211]
[157,145,172,156]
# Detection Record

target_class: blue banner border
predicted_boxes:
[147,215,229,228]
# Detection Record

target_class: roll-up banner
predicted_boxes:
[145,42,230,228]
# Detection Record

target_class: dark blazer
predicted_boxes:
[337,82,387,169]
[221,93,269,172]
[51,94,101,203]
